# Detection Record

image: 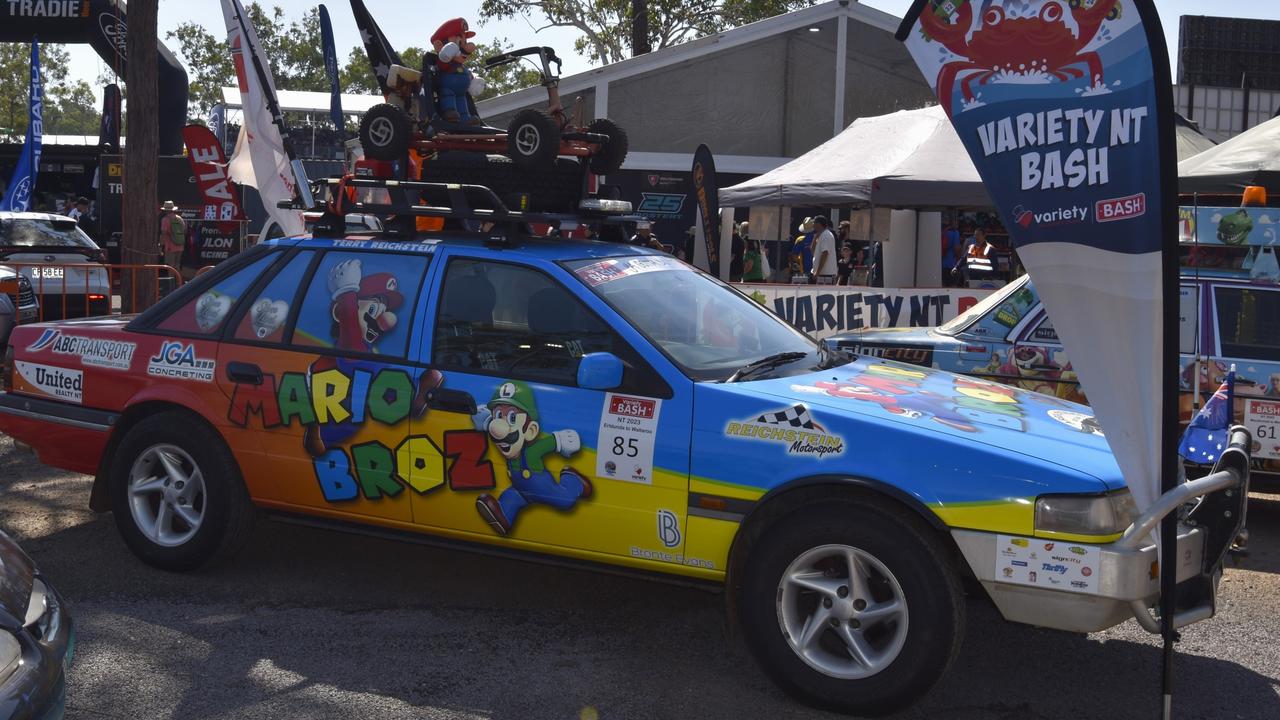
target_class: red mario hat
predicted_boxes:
[358,272,403,310]
[431,18,475,46]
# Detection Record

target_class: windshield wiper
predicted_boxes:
[725,351,809,383]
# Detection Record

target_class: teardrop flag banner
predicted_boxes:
[896,1,1182,711]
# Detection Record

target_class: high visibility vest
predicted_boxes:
[965,242,994,274]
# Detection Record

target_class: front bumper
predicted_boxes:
[954,426,1251,634]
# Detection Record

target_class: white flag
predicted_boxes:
[222,0,304,237]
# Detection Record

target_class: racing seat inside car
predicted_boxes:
[433,270,499,370]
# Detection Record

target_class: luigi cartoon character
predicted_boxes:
[474,381,592,535]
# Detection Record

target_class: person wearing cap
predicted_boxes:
[810,216,837,284]
[630,220,664,251]
[159,200,187,270]
[68,196,94,236]
[473,380,590,536]
[430,18,482,124]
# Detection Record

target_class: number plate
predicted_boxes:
[36,267,64,279]
[1244,398,1280,460]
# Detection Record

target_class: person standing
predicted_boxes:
[630,220,664,251]
[729,220,745,281]
[742,237,766,282]
[790,217,814,279]
[941,221,963,286]
[159,200,187,270]
[836,243,855,285]
[810,216,837,284]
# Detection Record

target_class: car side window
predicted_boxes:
[291,251,430,359]
[1028,315,1059,344]
[156,252,278,336]
[231,251,315,343]
[1215,287,1280,362]
[433,258,657,390]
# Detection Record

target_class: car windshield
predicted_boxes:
[938,274,1031,335]
[565,255,829,382]
[2,218,98,249]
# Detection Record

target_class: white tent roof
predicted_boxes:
[1179,113,1280,193]
[718,105,991,209]
[220,88,383,115]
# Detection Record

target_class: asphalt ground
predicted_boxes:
[1,433,1278,720]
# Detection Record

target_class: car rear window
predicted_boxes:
[1,218,98,249]
[1215,286,1280,362]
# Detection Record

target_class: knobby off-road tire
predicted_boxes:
[739,498,966,716]
[586,118,629,175]
[507,109,561,168]
[360,103,413,161]
[108,411,255,571]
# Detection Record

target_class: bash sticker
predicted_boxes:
[147,341,216,382]
[26,329,136,371]
[725,404,844,458]
[1244,399,1280,460]
[15,361,83,404]
[996,535,1100,595]
[596,393,662,484]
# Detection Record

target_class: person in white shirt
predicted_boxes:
[810,216,837,283]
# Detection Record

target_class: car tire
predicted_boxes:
[586,118,629,175]
[108,411,255,571]
[739,498,965,717]
[507,109,561,168]
[421,153,585,213]
[360,103,413,161]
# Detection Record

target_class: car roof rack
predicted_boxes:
[278,175,643,246]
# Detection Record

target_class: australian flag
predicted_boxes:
[1178,368,1235,465]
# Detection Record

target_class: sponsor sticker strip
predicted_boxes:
[996,535,1100,595]
[27,329,136,371]
[14,361,83,404]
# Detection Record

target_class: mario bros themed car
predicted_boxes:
[0,209,1248,715]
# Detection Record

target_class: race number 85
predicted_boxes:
[613,436,640,457]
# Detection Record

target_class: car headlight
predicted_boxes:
[1035,489,1138,536]
[0,631,20,684]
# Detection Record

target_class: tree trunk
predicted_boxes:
[632,0,651,56]
[122,0,159,313]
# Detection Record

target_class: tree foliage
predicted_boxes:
[0,43,96,141]
[477,0,816,65]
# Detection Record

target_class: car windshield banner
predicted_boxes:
[896,0,1177,519]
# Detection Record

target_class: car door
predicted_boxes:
[213,245,435,524]
[1206,283,1280,462]
[409,250,693,564]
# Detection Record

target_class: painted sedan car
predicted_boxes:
[0,225,1246,716]
[0,528,74,720]
[827,273,1280,478]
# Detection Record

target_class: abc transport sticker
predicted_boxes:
[596,393,661,484]
[996,535,1100,595]
[1244,399,1280,460]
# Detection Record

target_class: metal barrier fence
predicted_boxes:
[5,263,184,322]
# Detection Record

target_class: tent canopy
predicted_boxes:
[1179,114,1280,193]
[719,105,990,209]
[720,106,1218,209]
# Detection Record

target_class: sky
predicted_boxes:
[63,0,1280,108]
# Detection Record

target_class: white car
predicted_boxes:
[0,212,110,319]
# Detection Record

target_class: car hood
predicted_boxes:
[0,530,35,630]
[828,326,945,347]
[745,357,1124,489]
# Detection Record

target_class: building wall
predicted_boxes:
[1176,84,1280,143]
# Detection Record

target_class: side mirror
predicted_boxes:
[577,352,624,391]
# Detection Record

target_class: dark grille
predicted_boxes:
[16,275,34,309]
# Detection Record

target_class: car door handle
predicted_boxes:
[428,387,476,415]
[226,361,264,386]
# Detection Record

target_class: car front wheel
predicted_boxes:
[739,499,965,716]
[109,412,255,571]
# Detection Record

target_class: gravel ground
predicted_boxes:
[1,433,1277,719]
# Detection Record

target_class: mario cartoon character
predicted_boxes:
[302,259,443,457]
[473,381,591,535]
[430,18,485,125]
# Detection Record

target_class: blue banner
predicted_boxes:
[897,1,1177,519]
[319,4,344,137]
[1,39,42,212]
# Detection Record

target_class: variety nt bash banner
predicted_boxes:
[746,284,991,339]
[899,0,1178,519]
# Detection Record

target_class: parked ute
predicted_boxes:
[827,273,1280,478]
[0,224,1247,715]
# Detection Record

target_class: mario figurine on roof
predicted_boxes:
[431,17,485,125]
[473,380,591,535]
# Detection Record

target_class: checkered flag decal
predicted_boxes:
[756,405,825,432]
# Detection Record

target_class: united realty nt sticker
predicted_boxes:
[15,361,83,404]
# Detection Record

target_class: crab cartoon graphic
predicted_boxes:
[920,0,1121,115]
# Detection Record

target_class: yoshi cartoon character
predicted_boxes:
[1217,209,1254,245]
[473,381,592,535]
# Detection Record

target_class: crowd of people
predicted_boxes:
[785,215,883,287]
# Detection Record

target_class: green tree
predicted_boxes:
[477,0,816,65]
[45,80,101,136]
[0,42,70,142]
